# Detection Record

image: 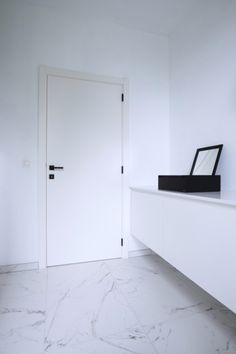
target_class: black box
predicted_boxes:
[158,175,221,193]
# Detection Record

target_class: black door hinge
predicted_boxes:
[121,238,124,247]
[121,93,124,102]
[121,166,124,174]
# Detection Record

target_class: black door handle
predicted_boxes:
[49,165,64,170]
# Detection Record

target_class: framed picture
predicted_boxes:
[190,144,223,175]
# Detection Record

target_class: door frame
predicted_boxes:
[38,66,129,269]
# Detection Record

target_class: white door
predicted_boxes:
[46,74,123,266]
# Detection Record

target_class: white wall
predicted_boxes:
[0,0,170,265]
[170,0,236,190]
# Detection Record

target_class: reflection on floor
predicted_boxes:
[0,255,236,354]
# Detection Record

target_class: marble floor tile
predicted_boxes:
[44,261,156,354]
[147,307,236,354]
[107,255,236,354]
[0,255,236,354]
[0,270,47,354]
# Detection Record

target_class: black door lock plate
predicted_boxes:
[49,174,54,179]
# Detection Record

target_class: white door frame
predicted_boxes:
[38,66,129,269]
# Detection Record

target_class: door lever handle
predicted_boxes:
[49,165,64,170]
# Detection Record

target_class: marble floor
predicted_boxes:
[0,255,236,354]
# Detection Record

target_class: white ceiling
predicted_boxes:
[28,0,201,35]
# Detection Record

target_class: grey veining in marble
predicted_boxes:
[0,262,38,274]
[0,255,236,354]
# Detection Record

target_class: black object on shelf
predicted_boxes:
[158,144,223,193]
[158,175,221,193]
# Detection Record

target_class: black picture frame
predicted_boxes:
[190,144,223,176]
